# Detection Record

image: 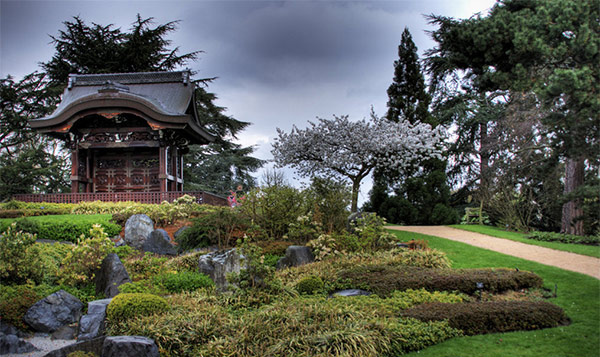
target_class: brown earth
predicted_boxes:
[388,225,600,280]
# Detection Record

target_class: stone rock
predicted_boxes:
[330,289,372,297]
[23,290,83,333]
[0,334,38,354]
[77,298,112,341]
[142,229,177,256]
[124,214,154,249]
[276,246,314,270]
[0,321,18,337]
[198,249,242,291]
[101,336,159,357]
[51,325,77,340]
[43,336,106,357]
[112,236,125,247]
[95,253,131,298]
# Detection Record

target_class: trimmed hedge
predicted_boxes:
[106,293,169,322]
[0,208,72,218]
[0,216,121,243]
[528,231,600,246]
[337,265,543,297]
[401,301,571,335]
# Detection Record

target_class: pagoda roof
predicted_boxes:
[29,71,214,144]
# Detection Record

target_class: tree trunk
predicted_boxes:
[351,179,360,213]
[561,157,585,235]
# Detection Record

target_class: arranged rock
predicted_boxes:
[101,336,159,357]
[173,226,190,240]
[95,253,132,298]
[51,325,77,340]
[330,289,372,297]
[198,249,242,291]
[0,334,38,355]
[124,214,154,249]
[142,229,177,256]
[78,298,112,341]
[0,321,19,337]
[23,290,83,333]
[276,246,314,270]
[43,336,106,357]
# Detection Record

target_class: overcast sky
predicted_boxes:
[1,0,495,204]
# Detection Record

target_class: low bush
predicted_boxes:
[66,352,97,357]
[0,208,71,218]
[153,271,214,293]
[255,240,293,256]
[165,251,207,272]
[337,266,543,297]
[527,231,600,246]
[394,248,451,269]
[0,223,39,283]
[402,301,571,335]
[118,281,161,295]
[123,253,170,281]
[106,293,169,322]
[176,207,249,251]
[57,225,113,286]
[296,276,325,295]
[0,285,41,330]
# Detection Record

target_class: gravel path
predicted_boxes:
[3,335,76,357]
[388,225,600,280]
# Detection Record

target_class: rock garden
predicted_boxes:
[0,189,577,356]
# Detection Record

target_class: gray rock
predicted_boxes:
[95,253,132,298]
[276,246,314,270]
[0,321,18,336]
[102,336,159,357]
[142,229,177,256]
[51,325,77,340]
[77,298,112,341]
[330,289,372,297]
[0,334,39,354]
[43,336,106,357]
[23,290,83,333]
[124,214,154,249]
[113,236,125,247]
[198,249,242,291]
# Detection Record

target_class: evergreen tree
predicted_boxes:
[427,0,599,234]
[368,28,456,225]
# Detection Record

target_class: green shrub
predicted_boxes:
[165,251,207,272]
[256,240,293,256]
[66,351,97,357]
[106,293,169,322]
[395,249,452,269]
[296,276,325,295]
[0,285,41,330]
[123,252,169,281]
[0,208,72,218]
[304,177,351,233]
[58,225,113,286]
[262,253,281,268]
[176,207,249,250]
[0,223,41,283]
[337,266,543,297]
[153,271,214,293]
[118,281,160,295]
[286,214,323,243]
[387,317,463,355]
[527,231,600,245]
[430,203,460,225]
[240,185,309,240]
[112,245,136,260]
[402,301,571,335]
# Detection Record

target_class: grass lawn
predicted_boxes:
[390,229,600,357]
[450,224,600,259]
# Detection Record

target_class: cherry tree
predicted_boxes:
[271,113,442,212]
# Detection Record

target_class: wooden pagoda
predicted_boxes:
[23,71,225,204]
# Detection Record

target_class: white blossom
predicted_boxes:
[271,113,443,211]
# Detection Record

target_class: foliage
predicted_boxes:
[106,293,169,323]
[240,185,308,240]
[285,214,322,243]
[296,276,325,295]
[118,281,160,295]
[0,207,71,218]
[255,240,293,256]
[165,251,208,272]
[152,271,214,293]
[0,284,41,330]
[123,252,169,281]
[527,231,600,246]
[337,266,543,297]
[306,234,346,261]
[304,177,351,233]
[395,249,451,269]
[402,301,571,336]
[0,223,38,283]
[57,225,113,286]
[67,352,97,357]
[272,113,442,212]
[176,207,249,251]
[229,241,283,294]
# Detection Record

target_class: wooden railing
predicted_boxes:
[12,191,228,206]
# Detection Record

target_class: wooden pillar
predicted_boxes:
[159,146,167,192]
[70,148,79,193]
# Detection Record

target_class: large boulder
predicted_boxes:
[77,298,112,341]
[95,253,131,298]
[43,336,106,357]
[198,249,242,291]
[276,246,314,270]
[101,336,159,357]
[0,334,38,355]
[142,229,177,256]
[124,214,154,249]
[23,290,83,333]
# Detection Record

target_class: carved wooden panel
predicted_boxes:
[93,150,160,193]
